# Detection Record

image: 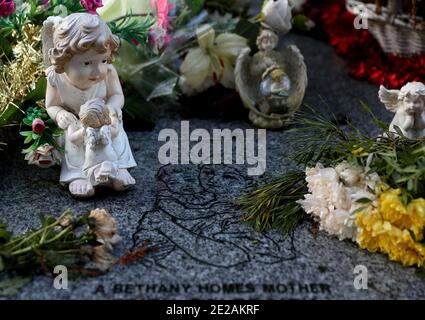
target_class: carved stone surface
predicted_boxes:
[1,33,424,300]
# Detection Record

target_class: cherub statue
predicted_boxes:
[235,4,307,129]
[42,13,137,198]
[379,82,425,139]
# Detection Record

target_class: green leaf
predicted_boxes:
[234,19,260,51]
[24,135,33,144]
[0,36,12,58]
[32,133,41,140]
[186,0,205,14]
[356,198,372,204]
[408,229,417,242]
[19,131,32,137]
[0,229,11,243]
[292,14,313,32]
[23,118,33,126]
[351,207,367,215]
[23,77,47,103]
[0,102,22,128]
[392,125,405,138]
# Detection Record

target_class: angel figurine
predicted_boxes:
[235,0,307,129]
[379,82,425,139]
[42,13,137,198]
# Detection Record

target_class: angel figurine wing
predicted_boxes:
[41,16,62,68]
[235,45,308,129]
[281,45,308,114]
[234,47,258,112]
[378,85,400,112]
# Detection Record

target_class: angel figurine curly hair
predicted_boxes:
[42,13,137,198]
[379,82,425,139]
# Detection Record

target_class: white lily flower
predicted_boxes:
[180,24,248,95]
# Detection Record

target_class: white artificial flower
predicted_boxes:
[25,144,62,169]
[261,0,292,34]
[179,24,248,95]
[298,162,380,241]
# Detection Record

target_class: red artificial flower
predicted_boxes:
[80,0,103,14]
[32,119,46,135]
[0,0,14,17]
[303,0,425,89]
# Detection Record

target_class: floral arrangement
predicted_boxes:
[0,208,121,294]
[0,207,155,295]
[239,105,425,271]
[19,106,63,168]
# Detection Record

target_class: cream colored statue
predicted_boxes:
[42,13,137,198]
[235,0,308,129]
[379,82,425,139]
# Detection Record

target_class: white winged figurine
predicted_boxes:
[379,82,425,139]
[235,27,307,129]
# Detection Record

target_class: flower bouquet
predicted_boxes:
[19,106,63,168]
[239,102,425,271]
[0,208,121,294]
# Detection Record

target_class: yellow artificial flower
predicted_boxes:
[351,145,368,157]
[356,189,425,267]
[179,24,249,95]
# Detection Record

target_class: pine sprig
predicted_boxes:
[288,106,351,167]
[108,14,155,50]
[238,171,307,236]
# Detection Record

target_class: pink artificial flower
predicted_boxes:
[149,0,175,51]
[0,0,14,17]
[151,0,174,30]
[32,118,46,135]
[80,0,103,14]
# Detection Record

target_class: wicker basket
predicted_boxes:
[346,0,425,56]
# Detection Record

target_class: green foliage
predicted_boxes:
[238,171,307,237]
[19,106,63,153]
[0,6,30,38]
[186,0,206,15]
[108,14,155,50]
[0,210,98,276]
[233,19,260,51]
